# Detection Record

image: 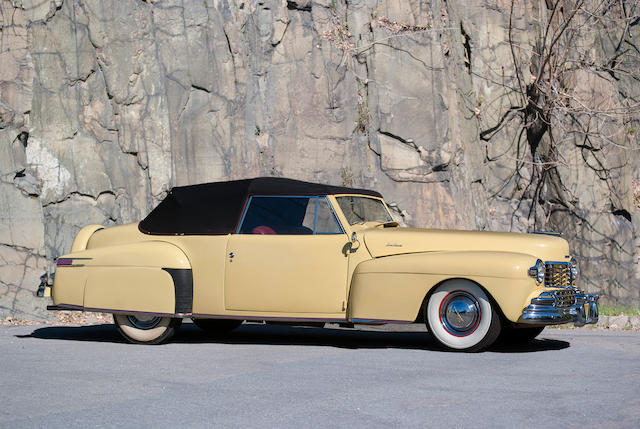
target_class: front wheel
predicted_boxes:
[114,314,182,344]
[425,280,501,352]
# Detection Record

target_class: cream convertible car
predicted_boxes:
[41,177,598,351]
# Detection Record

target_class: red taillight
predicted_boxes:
[56,258,73,266]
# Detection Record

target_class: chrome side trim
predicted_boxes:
[54,257,93,261]
[351,318,413,324]
[532,231,562,236]
[191,313,347,323]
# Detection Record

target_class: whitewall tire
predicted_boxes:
[426,279,501,352]
[114,314,182,344]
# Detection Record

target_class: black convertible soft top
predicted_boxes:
[138,177,382,235]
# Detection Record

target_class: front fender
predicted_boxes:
[348,251,542,323]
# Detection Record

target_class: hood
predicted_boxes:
[362,228,570,260]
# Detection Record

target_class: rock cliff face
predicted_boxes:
[1,0,638,319]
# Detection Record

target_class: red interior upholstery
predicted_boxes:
[252,225,277,235]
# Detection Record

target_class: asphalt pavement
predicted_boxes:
[1,322,639,428]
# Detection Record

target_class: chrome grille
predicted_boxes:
[553,289,577,308]
[545,262,573,288]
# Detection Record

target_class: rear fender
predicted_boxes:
[71,225,104,252]
[53,241,192,314]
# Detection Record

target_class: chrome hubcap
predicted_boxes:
[127,314,161,330]
[440,291,481,336]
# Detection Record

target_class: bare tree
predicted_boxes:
[485,0,640,229]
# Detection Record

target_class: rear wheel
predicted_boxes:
[425,280,501,352]
[191,318,242,335]
[114,314,182,344]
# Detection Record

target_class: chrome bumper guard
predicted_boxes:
[521,289,599,326]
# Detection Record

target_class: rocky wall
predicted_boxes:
[0,0,638,320]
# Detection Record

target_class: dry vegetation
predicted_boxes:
[1,312,113,326]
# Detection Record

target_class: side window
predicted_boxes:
[315,197,342,234]
[238,196,343,235]
[239,196,313,235]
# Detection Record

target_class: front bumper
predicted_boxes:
[521,289,599,326]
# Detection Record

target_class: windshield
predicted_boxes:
[336,196,394,225]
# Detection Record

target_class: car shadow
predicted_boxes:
[15,324,122,343]
[17,323,570,353]
[489,337,570,353]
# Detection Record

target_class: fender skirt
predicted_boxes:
[162,268,193,313]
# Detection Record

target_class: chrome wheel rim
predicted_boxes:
[127,314,161,330]
[439,291,481,336]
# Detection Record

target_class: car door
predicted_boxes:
[224,195,349,314]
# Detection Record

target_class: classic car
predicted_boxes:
[40,177,599,351]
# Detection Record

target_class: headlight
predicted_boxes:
[570,257,579,281]
[528,259,546,284]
